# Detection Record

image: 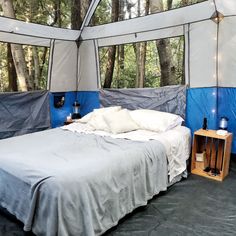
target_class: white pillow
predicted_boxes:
[78,106,121,124]
[87,106,122,132]
[104,109,139,134]
[129,109,183,132]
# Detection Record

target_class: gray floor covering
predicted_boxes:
[0,160,236,236]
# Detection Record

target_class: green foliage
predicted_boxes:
[99,36,184,89]
[13,0,71,28]
[0,42,49,92]
[91,0,111,26]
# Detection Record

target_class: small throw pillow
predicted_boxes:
[87,106,122,132]
[104,109,139,134]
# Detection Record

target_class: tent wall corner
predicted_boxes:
[50,91,100,128]
[77,40,100,91]
[48,40,78,93]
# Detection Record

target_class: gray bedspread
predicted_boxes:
[0,128,168,236]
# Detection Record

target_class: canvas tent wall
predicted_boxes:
[0,0,236,153]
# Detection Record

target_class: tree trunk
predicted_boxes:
[0,0,30,91]
[71,0,82,30]
[167,0,173,9]
[118,0,125,88]
[40,47,48,79]
[71,0,91,30]
[103,46,116,88]
[150,0,176,86]
[135,42,147,88]
[103,0,119,88]
[156,39,176,86]
[32,46,40,90]
[7,43,18,91]
[135,0,149,88]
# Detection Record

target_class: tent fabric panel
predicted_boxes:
[50,91,100,128]
[215,0,236,16]
[218,17,236,87]
[97,26,183,47]
[50,91,77,128]
[77,91,100,116]
[186,87,218,135]
[189,20,217,88]
[49,40,78,92]
[218,88,236,153]
[77,40,100,91]
[81,1,215,41]
[0,16,80,41]
[0,31,50,47]
[0,91,50,139]
[99,85,186,119]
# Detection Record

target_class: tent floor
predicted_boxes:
[1,159,236,236]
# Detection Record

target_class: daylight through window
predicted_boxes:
[99,36,184,89]
[0,42,49,92]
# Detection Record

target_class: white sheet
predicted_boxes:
[61,123,191,182]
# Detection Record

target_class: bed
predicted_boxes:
[0,106,191,236]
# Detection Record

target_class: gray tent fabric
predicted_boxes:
[0,91,50,139]
[99,85,186,119]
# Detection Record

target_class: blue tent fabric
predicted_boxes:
[218,88,236,153]
[186,87,236,153]
[186,87,218,132]
[50,91,100,128]
[50,92,77,128]
[77,91,100,116]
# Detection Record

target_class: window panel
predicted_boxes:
[99,36,184,89]
[0,42,49,92]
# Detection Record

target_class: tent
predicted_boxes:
[0,0,236,153]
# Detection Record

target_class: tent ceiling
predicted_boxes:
[0,16,80,42]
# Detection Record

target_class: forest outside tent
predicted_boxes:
[99,36,184,89]
[0,42,49,92]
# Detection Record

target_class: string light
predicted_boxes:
[211,11,224,24]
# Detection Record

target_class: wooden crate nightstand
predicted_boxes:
[191,129,233,181]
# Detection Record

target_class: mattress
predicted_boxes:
[0,126,190,236]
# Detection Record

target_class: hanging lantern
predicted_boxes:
[219,117,228,130]
[72,101,81,120]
